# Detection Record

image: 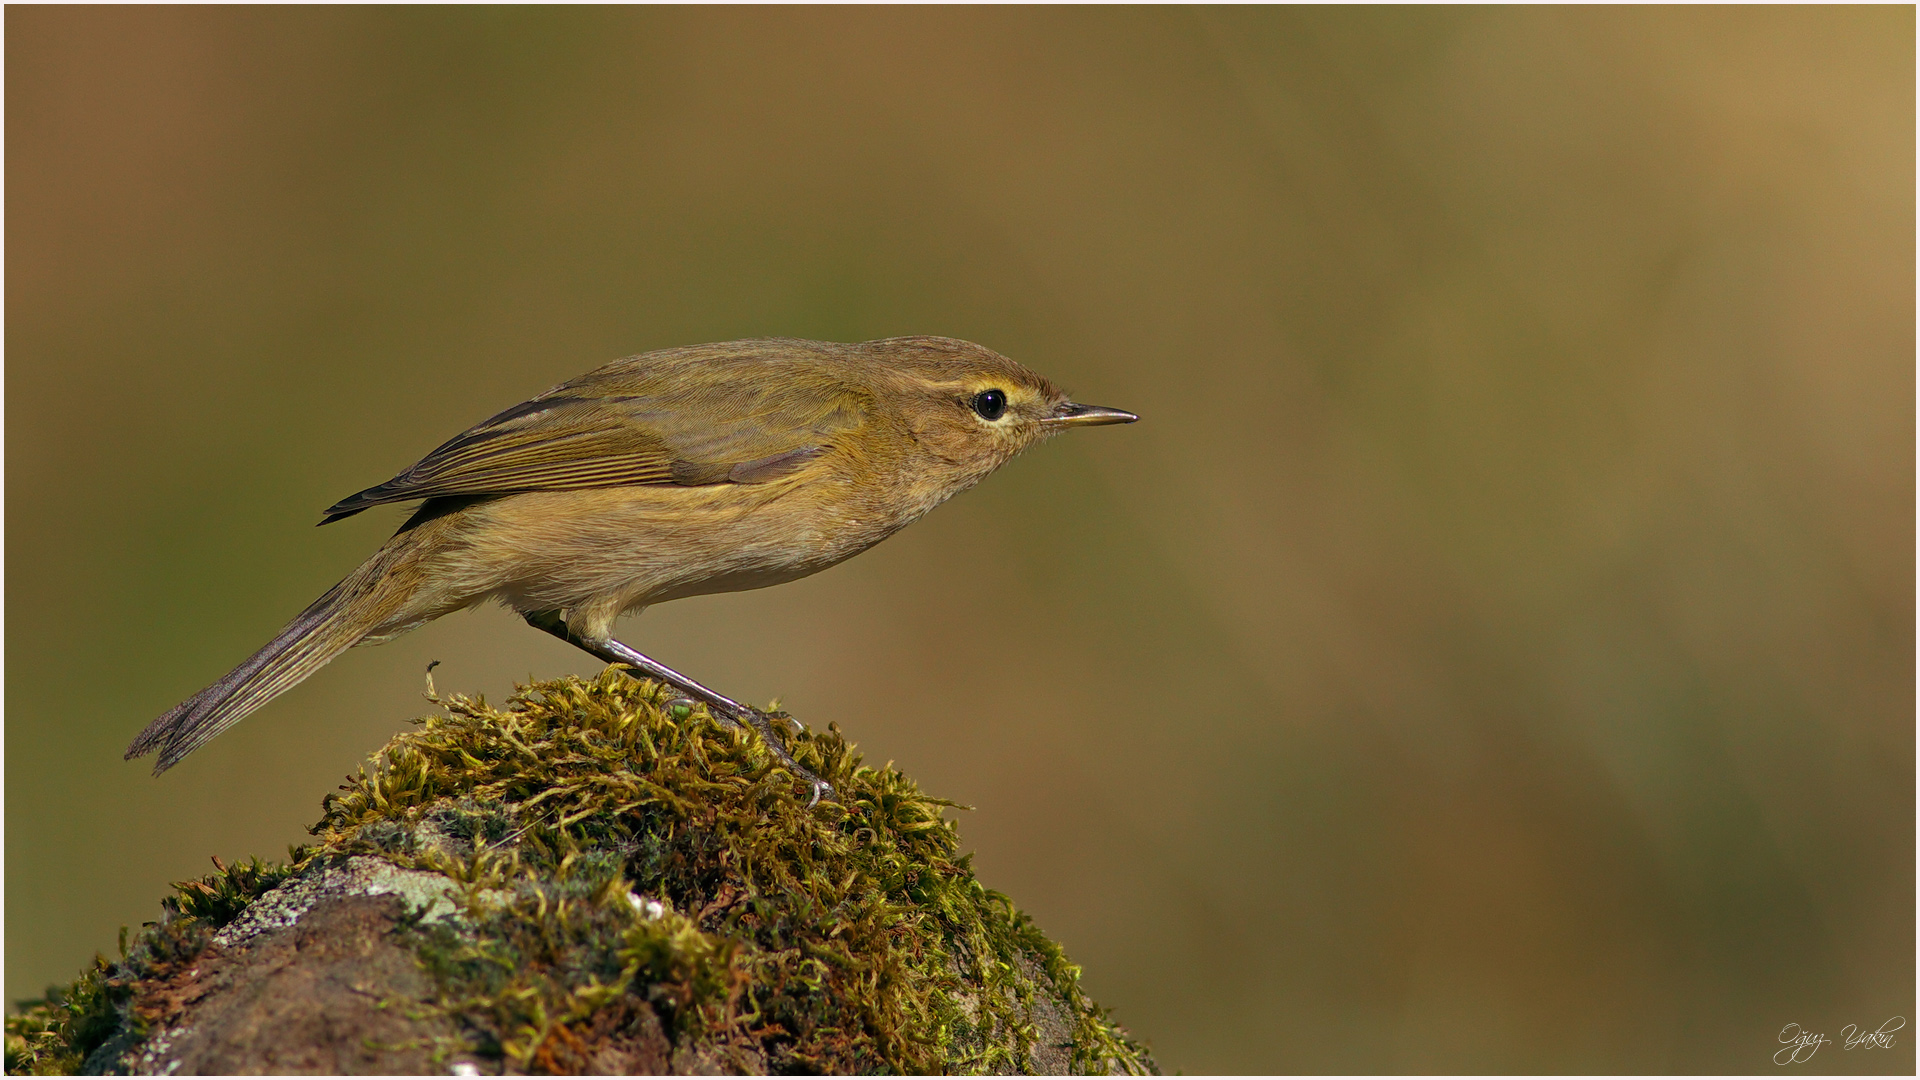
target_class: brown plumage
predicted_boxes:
[127,336,1136,780]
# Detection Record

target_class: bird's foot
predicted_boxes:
[523,611,835,805]
[664,696,833,807]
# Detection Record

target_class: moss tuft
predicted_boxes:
[8,669,1154,1074]
[163,856,299,929]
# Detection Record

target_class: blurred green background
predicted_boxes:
[7,7,1912,1073]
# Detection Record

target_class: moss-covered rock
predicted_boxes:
[8,670,1156,1075]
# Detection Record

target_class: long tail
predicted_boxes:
[125,534,429,775]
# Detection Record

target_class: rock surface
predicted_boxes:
[108,891,450,1075]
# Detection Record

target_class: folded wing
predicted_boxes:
[321,373,870,523]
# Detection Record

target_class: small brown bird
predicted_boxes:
[127,336,1135,798]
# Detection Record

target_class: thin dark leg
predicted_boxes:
[523,611,832,805]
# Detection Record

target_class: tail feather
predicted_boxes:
[127,537,425,774]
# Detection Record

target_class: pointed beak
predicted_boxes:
[1042,401,1139,428]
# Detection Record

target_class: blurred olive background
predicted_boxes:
[7,7,1913,1073]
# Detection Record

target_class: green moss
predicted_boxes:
[5,955,123,1076]
[8,669,1155,1075]
[164,856,298,928]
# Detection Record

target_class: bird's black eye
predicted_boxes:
[971,389,1008,421]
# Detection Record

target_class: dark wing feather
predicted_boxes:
[321,374,869,523]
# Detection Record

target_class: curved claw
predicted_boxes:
[805,777,832,809]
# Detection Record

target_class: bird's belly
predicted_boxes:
[453,482,901,618]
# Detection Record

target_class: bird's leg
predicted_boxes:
[523,611,832,805]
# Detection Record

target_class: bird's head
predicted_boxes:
[854,336,1136,486]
